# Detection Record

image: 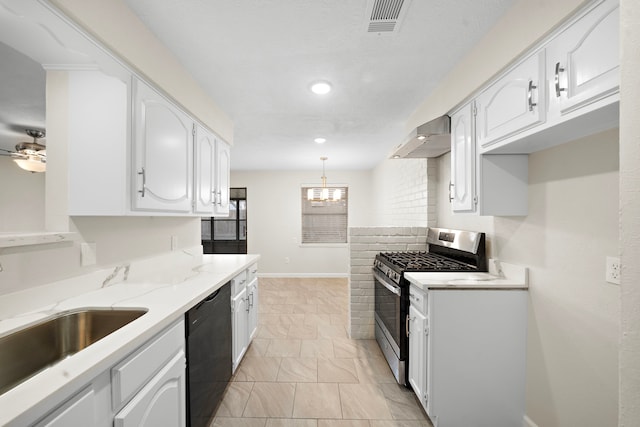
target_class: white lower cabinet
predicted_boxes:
[32,319,186,427]
[231,264,259,373]
[247,278,258,342]
[114,352,186,427]
[407,289,428,409]
[34,382,107,427]
[232,285,249,371]
[408,285,528,427]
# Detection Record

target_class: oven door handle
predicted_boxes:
[373,269,401,296]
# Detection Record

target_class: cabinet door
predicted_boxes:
[408,304,427,411]
[476,51,546,149]
[213,141,231,216]
[194,125,216,214]
[450,102,476,213]
[247,278,258,342]
[114,351,186,427]
[232,286,248,372]
[35,387,96,427]
[133,79,193,213]
[548,0,619,115]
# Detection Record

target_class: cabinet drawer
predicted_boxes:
[111,319,185,410]
[231,270,248,296]
[246,263,258,283]
[409,285,427,315]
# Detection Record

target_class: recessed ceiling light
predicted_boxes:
[310,81,332,95]
[314,137,327,144]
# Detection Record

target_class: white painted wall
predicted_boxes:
[231,170,373,275]
[436,130,620,426]
[0,157,45,232]
[619,0,640,424]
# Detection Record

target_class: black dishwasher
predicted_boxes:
[185,282,232,427]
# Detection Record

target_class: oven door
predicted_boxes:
[373,268,402,357]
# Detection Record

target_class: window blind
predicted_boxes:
[301,187,348,244]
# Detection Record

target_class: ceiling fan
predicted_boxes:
[0,129,46,173]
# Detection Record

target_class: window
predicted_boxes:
[301,186,348,244]
[201,188,247,254]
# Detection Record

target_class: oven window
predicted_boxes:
[374,277,401,349]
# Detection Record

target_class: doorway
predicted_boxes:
[201,188,247,254]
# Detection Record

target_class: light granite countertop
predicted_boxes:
[404,259,528,290]
[0,247,260,426]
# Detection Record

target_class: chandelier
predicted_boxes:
[307,156,342,202]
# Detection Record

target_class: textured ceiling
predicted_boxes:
[0,0,516,171]
[126,0,517,171]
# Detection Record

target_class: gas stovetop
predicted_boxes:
[377,251,477,272]
[373,228,488,285]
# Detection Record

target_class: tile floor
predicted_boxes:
[212,277,433,427]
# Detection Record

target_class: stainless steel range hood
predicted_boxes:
[391,115,451,158]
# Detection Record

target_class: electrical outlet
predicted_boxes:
[606,256,621,285]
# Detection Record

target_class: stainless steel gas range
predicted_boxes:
[373,227,487,386]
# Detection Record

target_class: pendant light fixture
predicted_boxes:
[307,156,342,202]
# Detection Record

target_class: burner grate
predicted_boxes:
[378,251,476,272]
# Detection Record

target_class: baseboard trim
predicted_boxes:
[523,415,539,427]
[258,273,349,278]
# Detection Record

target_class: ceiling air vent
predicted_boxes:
[365,0,411,34]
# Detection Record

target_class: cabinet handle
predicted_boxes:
[212,190,217,205]
[245,297,250,312]
[448,181,454,203]
[249,292,254,307]
[528,80,538,112]
[554,62,566,97]
[138,167,146,197]
[406,314,411,337]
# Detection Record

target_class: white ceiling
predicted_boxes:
[0,0,516,170]
[125,0,516,171]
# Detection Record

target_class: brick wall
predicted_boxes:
[371,158,438,227]
[348,227,428,339]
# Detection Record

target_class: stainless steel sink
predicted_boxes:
[0,308,146,395]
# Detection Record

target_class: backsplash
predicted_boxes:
[348,226,427,339]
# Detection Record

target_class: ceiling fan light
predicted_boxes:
[13,157,46,173]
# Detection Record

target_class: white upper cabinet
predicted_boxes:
[194,125,216,214]
[475,0,619,155]
[132,79,193,213]
[476,51,546,150]
[450,102,476,213]
[547,0,619,116]
[214,141,231,216]
[67,71,231,217]
[449,101,528,216]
